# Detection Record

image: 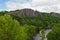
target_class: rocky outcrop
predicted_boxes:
[7,8,42,17]
[7,8,60,17]
[50,12,60,18]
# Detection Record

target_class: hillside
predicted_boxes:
[6,8,60,17]
[0,8,60,40]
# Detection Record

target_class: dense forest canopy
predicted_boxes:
[0,9,60,40]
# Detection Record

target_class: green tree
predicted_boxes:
[47,24,60,40]
[0,14,28,40]
[23,24,37,40]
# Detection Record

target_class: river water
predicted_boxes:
[34,29,52,40]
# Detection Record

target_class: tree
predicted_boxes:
[0,14,28,40]
[0,11,6,16]
[23,24,37,40]
[47,24,60,40]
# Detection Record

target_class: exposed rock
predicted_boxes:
[6,8,60,17]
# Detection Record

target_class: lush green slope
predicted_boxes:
[10,13,60,40]
[0,11,60,40]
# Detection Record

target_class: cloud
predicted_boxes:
[6,0,32,11]
[5,0,60,13]
[6,2,22,11]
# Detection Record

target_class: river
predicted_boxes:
[34,29,52,40]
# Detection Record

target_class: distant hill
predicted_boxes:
[6,8,60,17]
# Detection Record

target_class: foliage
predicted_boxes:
[23,24,37,40]
[0,9,60,40]
[0,11,60,40]
[10,13,60,32]
[47,31,56,40]
[39,29,45,40]
[47,24,60,40]
[0,11,6,16]
[0,14,28,40]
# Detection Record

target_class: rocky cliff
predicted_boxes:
[7,8,60,17]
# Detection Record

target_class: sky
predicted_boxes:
[0,0,60,13]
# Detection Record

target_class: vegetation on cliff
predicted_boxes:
[0,9,60,40]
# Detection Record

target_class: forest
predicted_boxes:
[0,9,60,40]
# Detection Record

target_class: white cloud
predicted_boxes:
[5,0,60,13]
[6,2,22,11]
[6,0,32,11]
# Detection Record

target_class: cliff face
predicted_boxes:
[50,12,60,18]
[17,9,40,17]
[7,8,44,17]
[7,8,60,17]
